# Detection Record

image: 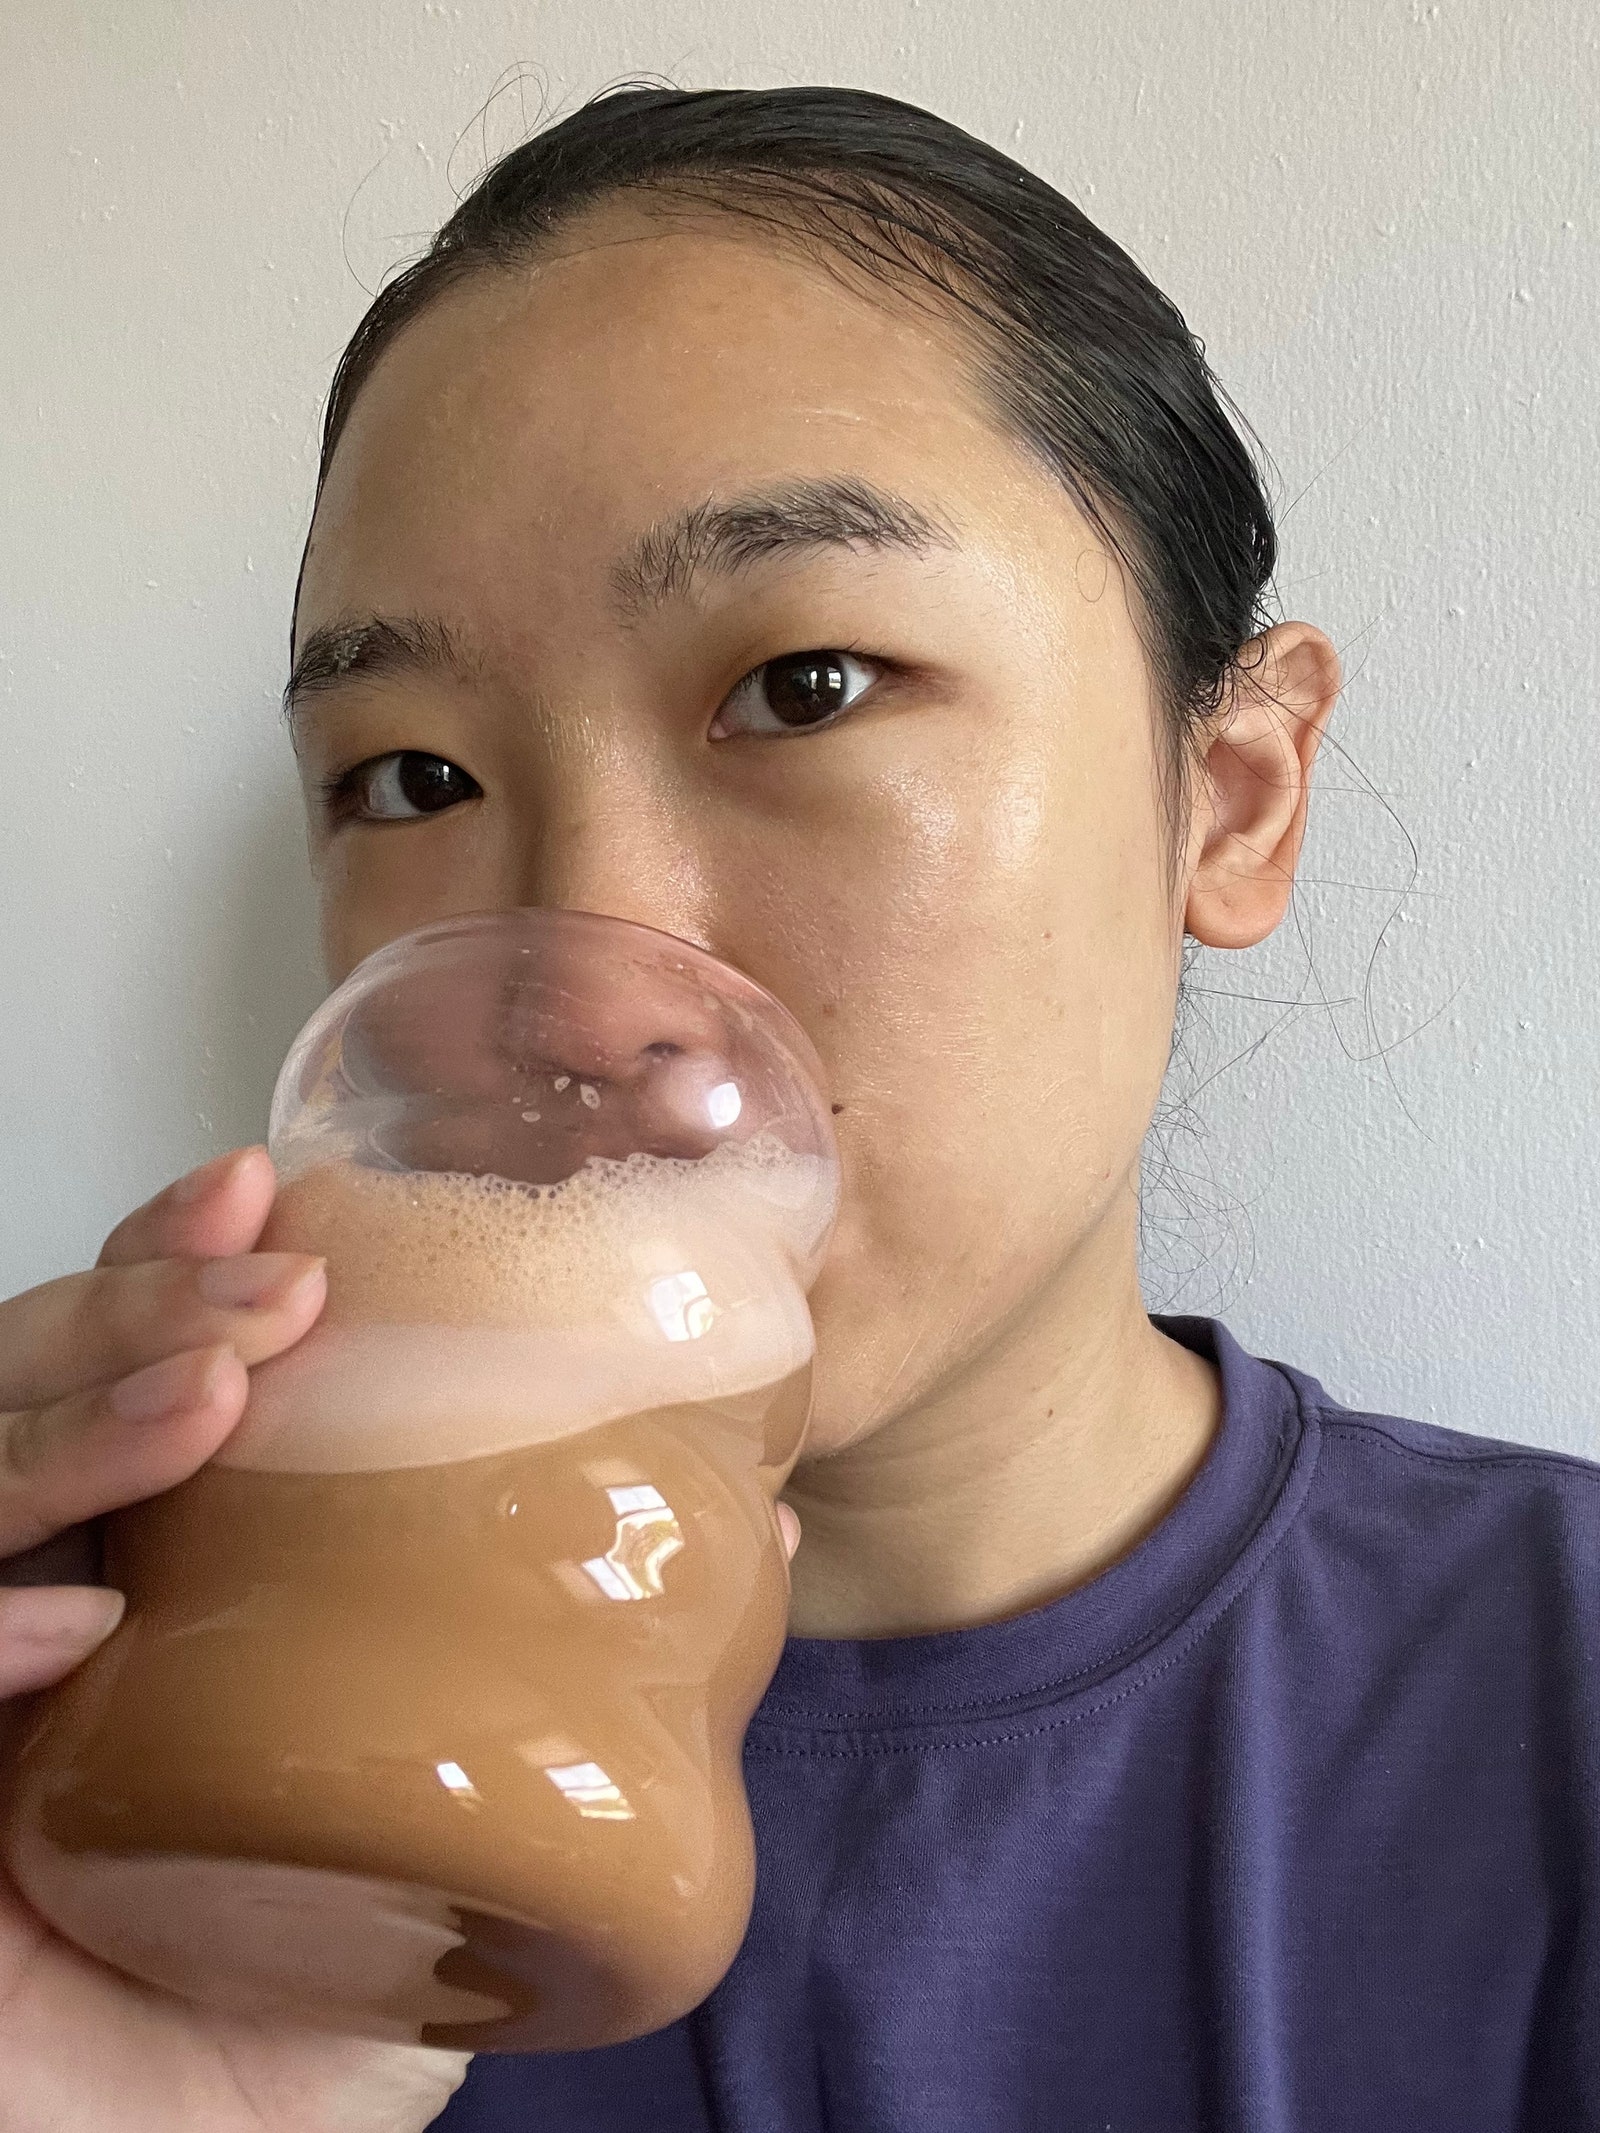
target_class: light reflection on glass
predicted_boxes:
[580,1484,686,1601]
[436,1760,480,1801]
[706,1080,742,1128]
[648,1269,718,1342]
[544,1760,635,1820]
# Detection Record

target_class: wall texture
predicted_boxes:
[3,1,1595,1448]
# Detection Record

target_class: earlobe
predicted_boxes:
[1181,622,1342,953]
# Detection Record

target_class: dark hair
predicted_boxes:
[312,80,1279,906]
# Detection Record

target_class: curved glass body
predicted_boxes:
[2,908,840,2051]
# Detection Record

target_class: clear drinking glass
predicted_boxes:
[2,908,840,2051]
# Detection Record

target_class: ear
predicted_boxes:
[1182,621,1342,950]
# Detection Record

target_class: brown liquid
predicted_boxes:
[3,1368,809,2051]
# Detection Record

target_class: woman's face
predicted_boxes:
[289,199,1222,1460]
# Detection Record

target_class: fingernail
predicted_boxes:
[198,1253,325,1310]
[775,1502,802,1558]
[171,1148,263,1206]
[10,1587,127,1647]
[111,1346,232,1424]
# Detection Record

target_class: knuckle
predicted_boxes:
[96,1185,169,1267]
[96,1204,140,1262]
[65,1262,153,1376]
[0,1402,52,1489]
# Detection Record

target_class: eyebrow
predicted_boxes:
[284,475,958,728]
[607,474,959,619]
[283,613,479,732]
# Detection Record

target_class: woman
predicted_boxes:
[1,84,1595,2133]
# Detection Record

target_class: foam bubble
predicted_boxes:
[219,1130,825,1473]
[266,1128,828,1328]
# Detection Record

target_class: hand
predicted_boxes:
[0,1148,468,2133]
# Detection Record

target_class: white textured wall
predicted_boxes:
[3,2,1595,1450]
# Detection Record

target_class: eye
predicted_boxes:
[709,649,880,739]
[320,751,482,825]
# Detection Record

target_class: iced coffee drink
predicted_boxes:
[1,909,840,2050]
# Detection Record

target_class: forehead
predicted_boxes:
[299,200,1086,628]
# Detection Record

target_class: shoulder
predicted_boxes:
[1307,1389,1600,1507]
[1282,1370,1600,1626]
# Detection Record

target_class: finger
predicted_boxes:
[0,1251,325,1413]
[776,1501,801,1561]
[0,1586,125,1698]
[97,1145,278,1270]
[0,1344,248,1557]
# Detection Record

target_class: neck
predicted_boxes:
[779,1208,1222,1640]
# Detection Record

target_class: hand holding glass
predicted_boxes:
[2,908,840,2051]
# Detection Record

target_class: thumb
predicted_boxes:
[0,1585,126,1699]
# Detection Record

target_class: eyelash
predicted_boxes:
[317,754,474,827]
[316,644,891,825]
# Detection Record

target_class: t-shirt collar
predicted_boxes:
[748,1315,1319,1742]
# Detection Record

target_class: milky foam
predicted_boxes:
[219,1131,827,1474]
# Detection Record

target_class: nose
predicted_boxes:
[335,902,800,1181]
[501,766,743,1085]
[317,730,833,1182]
[497,907,774,1178]
[503,912,729,1068]
[513,754,718,971]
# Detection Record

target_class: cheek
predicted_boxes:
[312,838,363,988]
[785,730,1177,1445]
[311,816,515,990]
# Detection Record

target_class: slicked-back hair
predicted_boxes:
[308,81,1280,905]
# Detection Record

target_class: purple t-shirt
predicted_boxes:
[431,1312,1600,2131]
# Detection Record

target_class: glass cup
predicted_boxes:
[2,908,840,2051]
